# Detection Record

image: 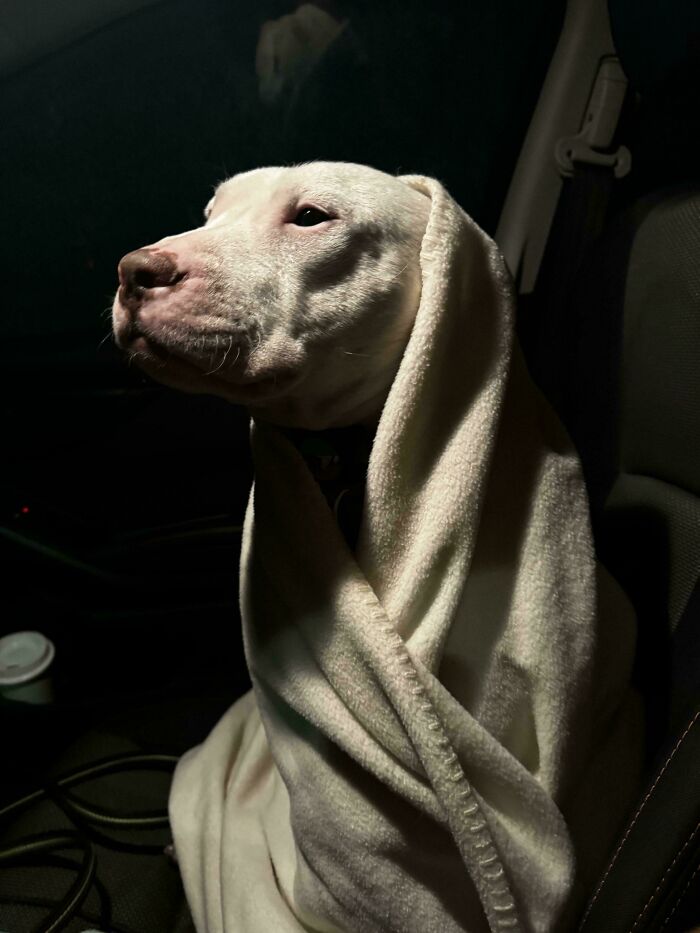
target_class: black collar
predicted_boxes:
[283,425,373,549]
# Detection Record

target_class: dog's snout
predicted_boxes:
[118,249,185,297]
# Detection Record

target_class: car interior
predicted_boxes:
[0,0,698,930]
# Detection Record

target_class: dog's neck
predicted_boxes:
[283,423,374,550]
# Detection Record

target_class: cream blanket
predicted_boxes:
[169,176,642,932]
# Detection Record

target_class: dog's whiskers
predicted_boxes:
[205,334,235,375]
[391,263,409,283]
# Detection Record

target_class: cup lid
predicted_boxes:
[0,631,55,686]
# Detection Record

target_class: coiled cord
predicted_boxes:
[0,752,180,933]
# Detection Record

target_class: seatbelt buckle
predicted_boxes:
[555,56,632,178]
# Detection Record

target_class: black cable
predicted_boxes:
[1,519,243,586]
[1,852,114,931]
[56,788,171,829]
[0,752,180,933]
[0,830,95,933]
[0,752,178,824]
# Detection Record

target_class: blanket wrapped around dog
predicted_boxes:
[169,176,643,932]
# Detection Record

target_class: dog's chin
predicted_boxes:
[118,334,389,430]
[124,335,302,403]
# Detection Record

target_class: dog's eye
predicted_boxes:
[293,207,331,227]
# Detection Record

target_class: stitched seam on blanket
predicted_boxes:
[359,590,522,933]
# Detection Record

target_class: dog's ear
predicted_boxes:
[395,175,433,235]
[396,174,435,201]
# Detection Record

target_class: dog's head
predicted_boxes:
[112,162,430,429]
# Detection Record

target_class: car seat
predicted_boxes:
[520,0,700,928]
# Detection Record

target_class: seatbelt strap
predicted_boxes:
[525,57,631,420]
[530,162,616,417]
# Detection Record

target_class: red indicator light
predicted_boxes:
[20,506,30,514]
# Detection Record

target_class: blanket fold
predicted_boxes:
[169,176,642,933]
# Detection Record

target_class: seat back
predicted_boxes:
[521,1,700,927]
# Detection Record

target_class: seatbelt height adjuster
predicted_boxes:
[555,56,632,179]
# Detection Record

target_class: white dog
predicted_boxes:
[113,163,642,933]
[112,162,430,430]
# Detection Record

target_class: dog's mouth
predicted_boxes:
[124,332,302,401]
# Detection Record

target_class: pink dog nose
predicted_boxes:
[118,249,185,302]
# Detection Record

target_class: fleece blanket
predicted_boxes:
[169,176,643,933]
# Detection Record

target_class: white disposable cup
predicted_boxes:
[0,631,56,704]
